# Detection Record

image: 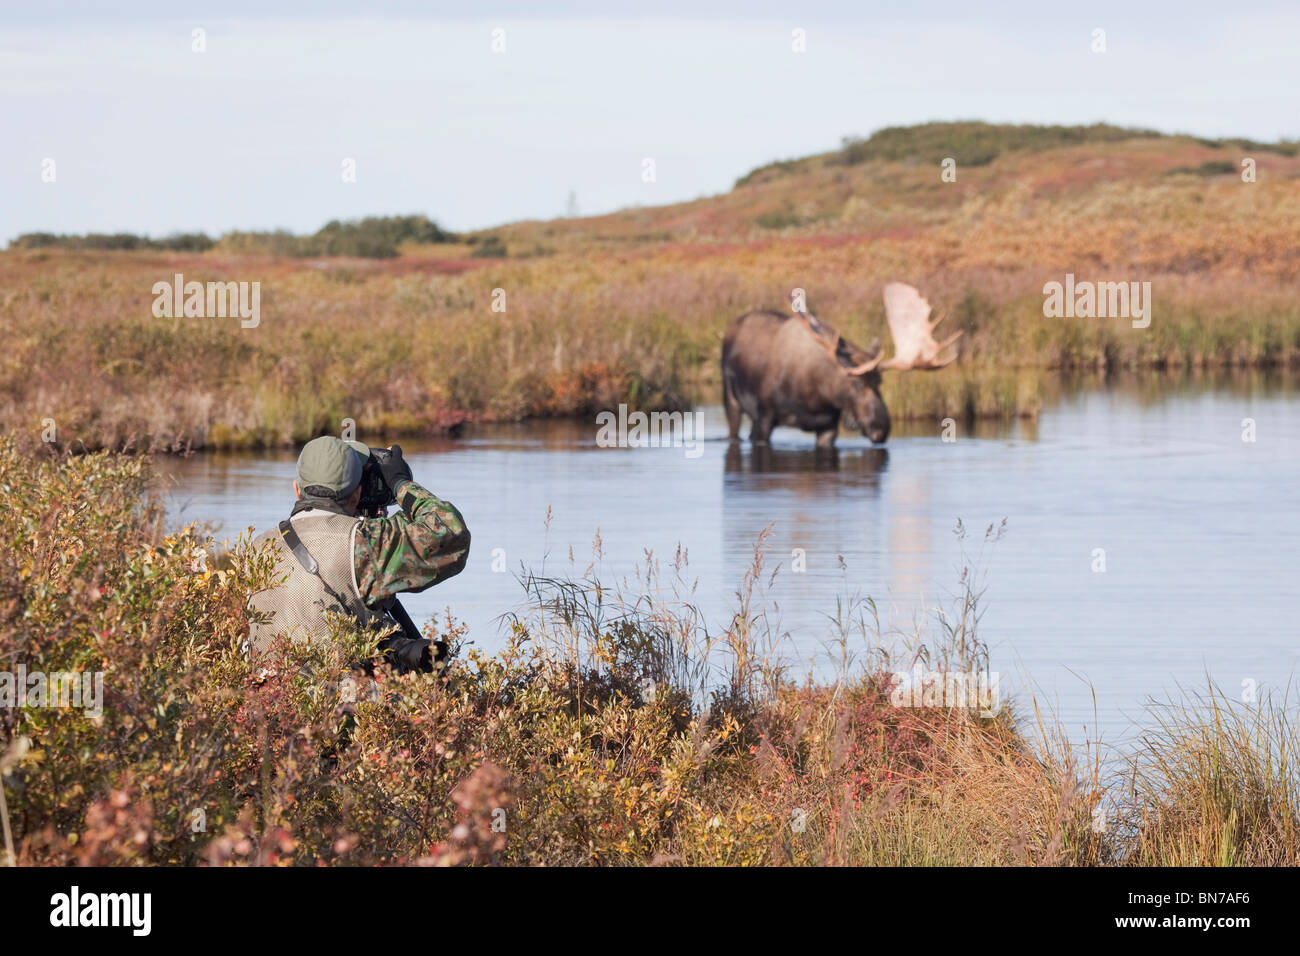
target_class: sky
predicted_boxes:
[3,0,1298,240]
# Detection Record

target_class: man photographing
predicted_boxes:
[247,436,470,672]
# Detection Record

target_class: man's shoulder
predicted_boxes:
[252,511,360,547]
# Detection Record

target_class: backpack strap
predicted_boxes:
[277,517,352,613]
[277,519,319,575]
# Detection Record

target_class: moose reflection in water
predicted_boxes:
[724,441,889,481]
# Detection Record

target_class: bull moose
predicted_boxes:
[721,282,961,448]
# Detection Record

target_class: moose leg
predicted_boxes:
[815,427,838,450]
[750,412,774,445]
[723,374,743,441]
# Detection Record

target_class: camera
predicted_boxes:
[357,446,397,517]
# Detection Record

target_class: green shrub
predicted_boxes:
[10,232,215,253]
[1165,160,1238,177]
[832,121,1164,168]
[469,236,508,259]
[9,216,455,259]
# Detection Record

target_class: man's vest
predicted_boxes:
[247,510,382,654]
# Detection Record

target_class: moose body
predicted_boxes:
[722,283,961,448]
[722,310,888,447]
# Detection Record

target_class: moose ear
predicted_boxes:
[838,336,884,375]
[837,336,879,363]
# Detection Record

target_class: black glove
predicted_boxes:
[378,444,414,498]
[378,634,433,674]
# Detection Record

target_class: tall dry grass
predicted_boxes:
[1116,684,1300,866]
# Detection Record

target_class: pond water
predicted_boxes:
[157,376,1300,752]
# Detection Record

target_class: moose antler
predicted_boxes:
[879,282,962,370]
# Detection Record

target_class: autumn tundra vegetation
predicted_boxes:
[3,123,1299,866]
[3,441,1299,866]
[2,122,1298,453]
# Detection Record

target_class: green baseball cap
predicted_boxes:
[296,436,370,495]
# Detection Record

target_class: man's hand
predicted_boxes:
[379,444,414,498]
[378,634,433,674]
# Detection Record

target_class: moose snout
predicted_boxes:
[864,403,891,444]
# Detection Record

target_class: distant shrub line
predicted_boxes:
[735,121,1300,187]
[10,214,458,259]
